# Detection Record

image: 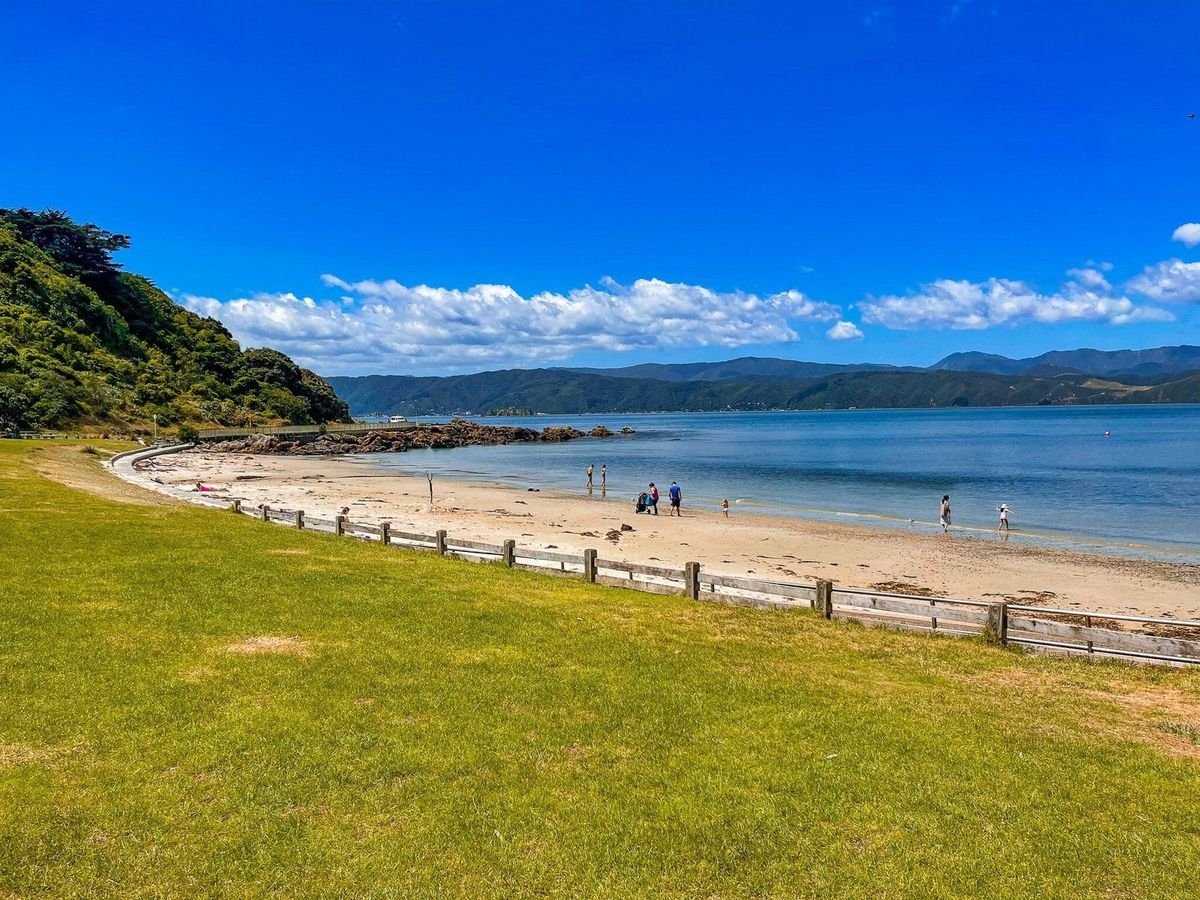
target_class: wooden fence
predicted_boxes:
[9,431,76,440]
[234,499,1200,667]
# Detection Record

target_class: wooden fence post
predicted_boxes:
[985,602,1008,646]
[816,579,833,619]
[232,499,241,514]
[335,515,345,537]
[685,562,700,600]
[261,504,269,522]
[435,530,447,555]
[295,510,304,530]
[381,522,391,545]
[583,548,597,583]
[502,539,515,567]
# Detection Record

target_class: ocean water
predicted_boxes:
[357,406,1200,563]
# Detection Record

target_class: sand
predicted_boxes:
[138,449,1200,620]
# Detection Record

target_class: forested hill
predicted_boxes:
[0,209,348,432]
[931,345,1200,376]
[326,367,1200,416]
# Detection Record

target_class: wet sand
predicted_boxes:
[140,449,1200,620]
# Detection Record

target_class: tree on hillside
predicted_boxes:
[0,210,351,429]
[0,208,131,283]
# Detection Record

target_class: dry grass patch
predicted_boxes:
[179,665,219,682]
[221,635,310,656]
[0,742,79,770]
[26,445,174,507]
[957,665,1200,758]
[266,548,312,556]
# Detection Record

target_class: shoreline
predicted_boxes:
[138,448,1200,620]
[356,452,1200,565]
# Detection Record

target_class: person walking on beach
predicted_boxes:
[940,495,951,537]
[998,503,1010,532]
[722,498,729,518]
[648,482,659,515]
[586,464,594,489]
[668,481,683,516]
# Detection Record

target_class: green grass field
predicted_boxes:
[2,440,1199,897]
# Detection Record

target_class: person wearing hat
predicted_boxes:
[998,503,1011,532]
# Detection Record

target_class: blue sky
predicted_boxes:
[3,0,1200,375]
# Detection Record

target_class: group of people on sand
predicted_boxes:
[589,464,706,518]
[939,494,1012,537]
[641,481,685,516]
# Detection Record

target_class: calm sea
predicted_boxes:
[357,406,1200,563]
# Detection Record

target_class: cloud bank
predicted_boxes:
[185,230,1198,372]
[859,268,1174,331]
[185,277,842,374]
[1125,259,1200,304]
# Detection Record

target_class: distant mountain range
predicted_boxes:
[930,345,1200,377]
[555,346,1200,382]
[326,345,1200,416]
[563,358,908,381]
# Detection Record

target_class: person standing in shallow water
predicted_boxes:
[586,464,593,489]
[940,495,951,537]
[600,464,606,491]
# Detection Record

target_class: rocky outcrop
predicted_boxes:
[206,420,592,455]
[620,426,636,434]
[589,425,614,437]
[539,426,586,442]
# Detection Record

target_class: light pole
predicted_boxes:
[153,414,158,444]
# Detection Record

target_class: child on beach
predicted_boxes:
[940,495,951,536]
[998,503,1010,531]
[721,498,729,518]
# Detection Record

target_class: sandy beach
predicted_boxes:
[130,448,1200,620]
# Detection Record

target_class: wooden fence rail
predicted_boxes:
[236,501,1200,667]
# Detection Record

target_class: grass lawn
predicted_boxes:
[2,440,1199,897]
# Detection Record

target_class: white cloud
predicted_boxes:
[826,320,864,340]
[1126,258,1200,303]
[1171,223,1200,247]
[859,271,1173,330]
[185,277,841,374]
[1065,267,1111,290]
